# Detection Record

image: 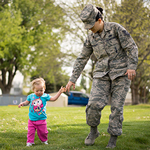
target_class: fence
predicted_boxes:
[0,95,27,106]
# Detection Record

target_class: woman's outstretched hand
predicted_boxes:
[65,81,75,92]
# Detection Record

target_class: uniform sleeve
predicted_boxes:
[116,24,138,70]
[69,35,93,83]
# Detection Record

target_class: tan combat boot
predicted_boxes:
[85,126,100,146]
[106,135,118,148]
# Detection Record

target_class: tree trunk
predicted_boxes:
[139,86,148,103]
[0,69,16,94]
[131,82,139,105]
[1,87,11,94]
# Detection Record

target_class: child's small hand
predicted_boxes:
[60,86,66,93]
[18,103,23,108]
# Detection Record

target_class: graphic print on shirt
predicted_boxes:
[31,98,44,115]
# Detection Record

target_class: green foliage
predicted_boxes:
[0,7,31,64]
[13,0,70,91]
[0,5,34,93]
[12,0,68,72]
[0,0,69,94]
[0,105,150,149]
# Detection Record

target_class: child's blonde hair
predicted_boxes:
[31,78,46,91]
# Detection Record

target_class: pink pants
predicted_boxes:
[27,119,48,143]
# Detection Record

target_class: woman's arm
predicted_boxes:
[116,23,138,71]
[69,35,93,84]
[116,23,138,80]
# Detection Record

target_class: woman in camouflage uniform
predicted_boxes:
[66,4,138,148]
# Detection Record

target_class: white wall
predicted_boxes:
[47,93,68,107]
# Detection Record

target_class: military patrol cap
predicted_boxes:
[80,4,99,29]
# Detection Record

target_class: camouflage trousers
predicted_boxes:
[86,74,131,136]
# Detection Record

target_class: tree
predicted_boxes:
[0,0,68,94]
[0,6,33,94]
[111,0,150,104]
[13,0,69,92]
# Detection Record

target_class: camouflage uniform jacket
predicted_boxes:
[70,22,138,83]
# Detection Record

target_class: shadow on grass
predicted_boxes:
[0,121,150,150]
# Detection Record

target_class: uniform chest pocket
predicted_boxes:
[106,36,121,55]
[91,41,107,59]
[106,36,119,47]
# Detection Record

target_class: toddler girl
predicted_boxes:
[18,78,66,146]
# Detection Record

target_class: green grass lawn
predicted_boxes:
[0,104,150,150]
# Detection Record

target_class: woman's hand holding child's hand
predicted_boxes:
[60,86,66,93]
